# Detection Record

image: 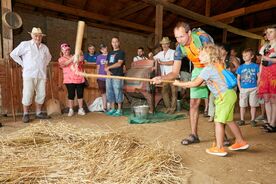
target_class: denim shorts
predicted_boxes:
[106,78,124,103]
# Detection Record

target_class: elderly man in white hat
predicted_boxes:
[10,27,52,123]
[153,37,177,114]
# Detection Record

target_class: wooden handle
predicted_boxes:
[74,21,85,59]
[80,72,174,83]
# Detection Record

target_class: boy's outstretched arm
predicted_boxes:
[173,77,204,88]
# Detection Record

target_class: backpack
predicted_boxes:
[215,64,237,89]
[179,28,214,68]
[180,28,214,56]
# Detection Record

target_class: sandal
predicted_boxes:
[181,134,200,145]
[261,123,270,129]
[264,124,276,133]
[236,120,245,126]
[250,120,257,127]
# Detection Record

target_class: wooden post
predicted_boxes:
[155,4,163,46]
[1,0,13,59]
[222,29,227,43]
[205,0,211,17]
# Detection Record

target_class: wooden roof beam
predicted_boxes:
[16,0,155,32]
[212,0,276,21]
[143,0,263,39]
[111,2,149,19]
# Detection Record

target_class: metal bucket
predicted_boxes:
[133,105,150,119]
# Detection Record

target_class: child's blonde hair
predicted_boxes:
[200,43,224,65]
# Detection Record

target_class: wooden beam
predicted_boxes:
[143,0,263,40]
[80,0,88,9]
[205,0,211,17]
[155,4,163,45]
[212,0,276,21]
[16,0,155,32]
[2,0,13,59]
[112,2,149,19]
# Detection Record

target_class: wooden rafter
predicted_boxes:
[16,0,155,32]
[143,0,263,39]
[111,2,149,19]
[211,0,276,21]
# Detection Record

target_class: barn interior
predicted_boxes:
[0,0,276,183]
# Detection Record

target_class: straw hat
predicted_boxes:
[28,27,46,36]
[159,37,171,44]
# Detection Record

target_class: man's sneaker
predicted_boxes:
[78,108,86,116]
[106,109,116,116]
[206,144,227,157]
[35,112,50,119]
[112,109,122,116]
[228,141,249,151]
[68,109,74,117]
[22,114,30,123]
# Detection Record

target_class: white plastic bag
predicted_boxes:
[88,97,104,112]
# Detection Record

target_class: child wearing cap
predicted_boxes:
[173,43,249,157]
[58,43,86,116]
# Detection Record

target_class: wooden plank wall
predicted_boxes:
[0,62,101,115]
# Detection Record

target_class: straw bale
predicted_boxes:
[0,121,191,183]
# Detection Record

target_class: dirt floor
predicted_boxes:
[1,110,275,184]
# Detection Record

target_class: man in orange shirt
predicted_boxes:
[152,22,213,145]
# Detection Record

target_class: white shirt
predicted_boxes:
[133,55,147,62]
[10,40,52,79]
[154,49,175,75]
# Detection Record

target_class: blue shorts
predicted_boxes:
[106,78,124,103]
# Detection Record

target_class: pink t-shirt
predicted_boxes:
[58,56,85,84]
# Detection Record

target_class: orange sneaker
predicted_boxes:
[228,141,249,151]
[206,144,227,157]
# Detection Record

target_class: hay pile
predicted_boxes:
[0,122,191,183]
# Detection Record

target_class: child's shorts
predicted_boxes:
[214,89,237,124]
[239,87,259,108]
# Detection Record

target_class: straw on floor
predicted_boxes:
[0,121,191,183]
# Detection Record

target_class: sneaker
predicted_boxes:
[35,112,50,119]
[78,108,86,116]
[206,144,227,157]
[112,109,122,116]
[22,114,30,123]
[106,109,116,116]
[68,109,74,117]
[228,141,249,151]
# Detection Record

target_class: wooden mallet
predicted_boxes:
[74,21,85,63]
